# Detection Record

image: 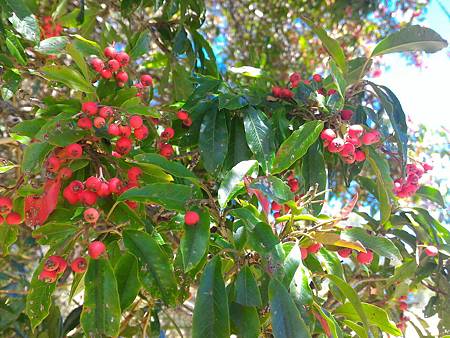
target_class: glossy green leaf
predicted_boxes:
[284,244,313,306]
[41,65,95,93]
[180,208,210,271]
[5,0,40,43]
[21,142,53,173]
[11,118,46,137]
[218,160,258,208]
[123,230,177,304]
[32,222,78,246]
[249,176,294,204]
[135,153,198,180]
[123,105,159,117]
[272,121,324,174]
[386,259,417,287]
[342,227,402,261]
[301,141,326,214]
[6,34,27,65]
[269,278,311,338]
[330,60,347,98]
[114,253,141,311]
[118,183,192,211]
[416,185,446,208]
[219,93,248,110]
[246,222,280,254]
[0,224,18,256]
[35,37,69,55]
[230,303,260,338]
[235,266,262,307]
[66,43,90,81]
[371,25,448,57]
[129,29,150,59]
[199,108,228,173]
[343,320,368,338]
[192,256,230,338]
[81,258,121,337]
[243,106,274,173]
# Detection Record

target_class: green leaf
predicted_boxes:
[301,16,346,71]
[269,278,311,338]
[371,25,448,57]
[335,302,401,336]
[66,43,90,81]
[5,0,40,43]
[317,248,346,302]
[416,185,446,208]
[342,228,402,261]
[118,183,192,211]
[219,93,248,110]
[229,303,260,338]
[343,320,368,338]
[123,230,178,304]
[180,208,210,271]
[114,253,141,311]
[80,258,121,337]
[199,109,228,173]
[249,176,294,204]
[330,60,347,98]
[6,33,27,65]
[21,142,53,173]
[1,68,22,100]
[35,37,69,55]
[386,259,417,287]
[0,223,18,256]
[246,222,280,254]
[32,222,78,245]
[72,34,102,56]
[235,266,262,307]
[192,256,230,338]
[135,153,198,180]
[272,121,324,174]
[129,29,150,59]
[123,105,159,117]
[11,118,46,137]
[301,142,326,214]
[243,106,274,173]
[41,65,95,93]
[218,160,258,208]
[325,275,369,332]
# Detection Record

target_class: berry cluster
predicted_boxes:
[90,47,131,86]
[76,102,149,156]
[41,16,62,39]
[158,127,175,159]
[395,295,410,332]
[337,247,374,265]
[321,126,381,164]
[0,196,22,225]
[393,162,432,198]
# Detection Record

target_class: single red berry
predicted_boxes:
[396,322,406,331]
[176,110,189,121]
[80,190,97,206]
[65,143,83,158]
[63,187,80,205]
[273,211,281,218]
[107,59,120,72]
[182,117,192,127]
[82,102,98,116]
[348,125,364,138]
[129,115,143,129]
[161,127,175,140]
[361,130,381,145]
[327,89,337,95]
[399,301,408,311]
[127,167,143,181]
[307,242,322,254]
[100,68,113,79]
[88,241,106,259]
[104,46,117,59]
[71,257,87,273]
[340,142,356,158]
[114,51,130,66]
[77,117,93,130]
[84,208,100,223]
[312,74,322,82]
[119,125,132,137]
[58,167,73,180]
[321,129,336,143]
[108,178,123,194]
[116,81,125,88]
[115,137,133,155]
[345,136,362,148]
[115,71,128,83]
[354,150,366,162]
[271,201,281,211]
[39,269,57,283]
[184,211,200,225]
[288,178,299,193]
[338,248,352,258]
[90,58,104,72]
[85,177,102,192]
[108,123,121,136]
[99,106,113,118]
[159,143,174,158]
[289,72,301,85]
[44,255,63,272]
[281,88,294,99]
[126,200,138,209]
[97,182,111,197]
[357,250,374,265]
[53,256,68,274]
[328,138,345,153]
[94,116,106,128]
[46,156,61,173]
[340,109,353,121]
[271,86,282,97]
[425,245,438,257]
[301,247,308,260]
[140,74,153,86]
[0,197,13,215]
[134,125,149,140]
[6,212,22,225]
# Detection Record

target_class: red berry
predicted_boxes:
[104,46,117,59]
[108,178,123,194]
[100,69,113,79]
[345,136,362,148]
[0,197,13,215]
[129,115,143,129]
[119,125,132,137]
[114,51,130,66]
[281,88,294,99]
[271,201,281,211]
[115,71,128,83]
[301,247,308,260]
[99,106,113,118]
[97,182,111,197]
[115,137,133,155]
[328,138,345,153]
[71,257,87,273]
[361,130,381,145]
[184,211,200,225]
[425,245,438,257]
[127,167,143,181]
[354,150,366,162]
[134,125,149,140]
[65,143,83,158]
[107,59,120,72]
[6,212,22,225]
[63,184,81,204]
[94,117,106,128]
[307,243,322,254]
[44,255,65,272]
[159,143,174,158]
[340,109,353,121]
[312,74,322,82]
[140,74,153,86]
[288,178,299,193]
[77,117,93,130]
[272,86,282,97]
[90,58,104,72]
[289,72,301,86]
[357,250,374,264]
[39,269,57,283]
[85,177,102,192]
[58,167,73,180]
[338,248,352,258]
[182,117,192,127]
[321,129,336,142]
[46,156,61,173]
[84,208,99,223]
[340,142,356,158]
[126,200,138,209]
[176,110,189,121]
[53,256,68,274]
[80,190,97,206]
[88,241,106,259]
[108,123,121,136]
[327,89,337,95]
[399,301,408,311]
[82,102,98,116]
[348,125,364,138]
[116,81,125,88]
[161,127,175,140]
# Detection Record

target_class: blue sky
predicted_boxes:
[370,0,450,128]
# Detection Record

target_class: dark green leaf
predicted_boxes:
[301,141,326,214]
[0,224,18,256]
[11,118,46,137]
[235,266,262,307]
[199,109,228,173]
[129,29,150,59]
[246,222,279,254]
[386,259,417,287]
[32,222,78,245]
[66,43,90,81]
[135,153,198,180]
[114,253,141,311]
[6,33,27,65]
[22,142,53,173]
[230,303,260,338]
